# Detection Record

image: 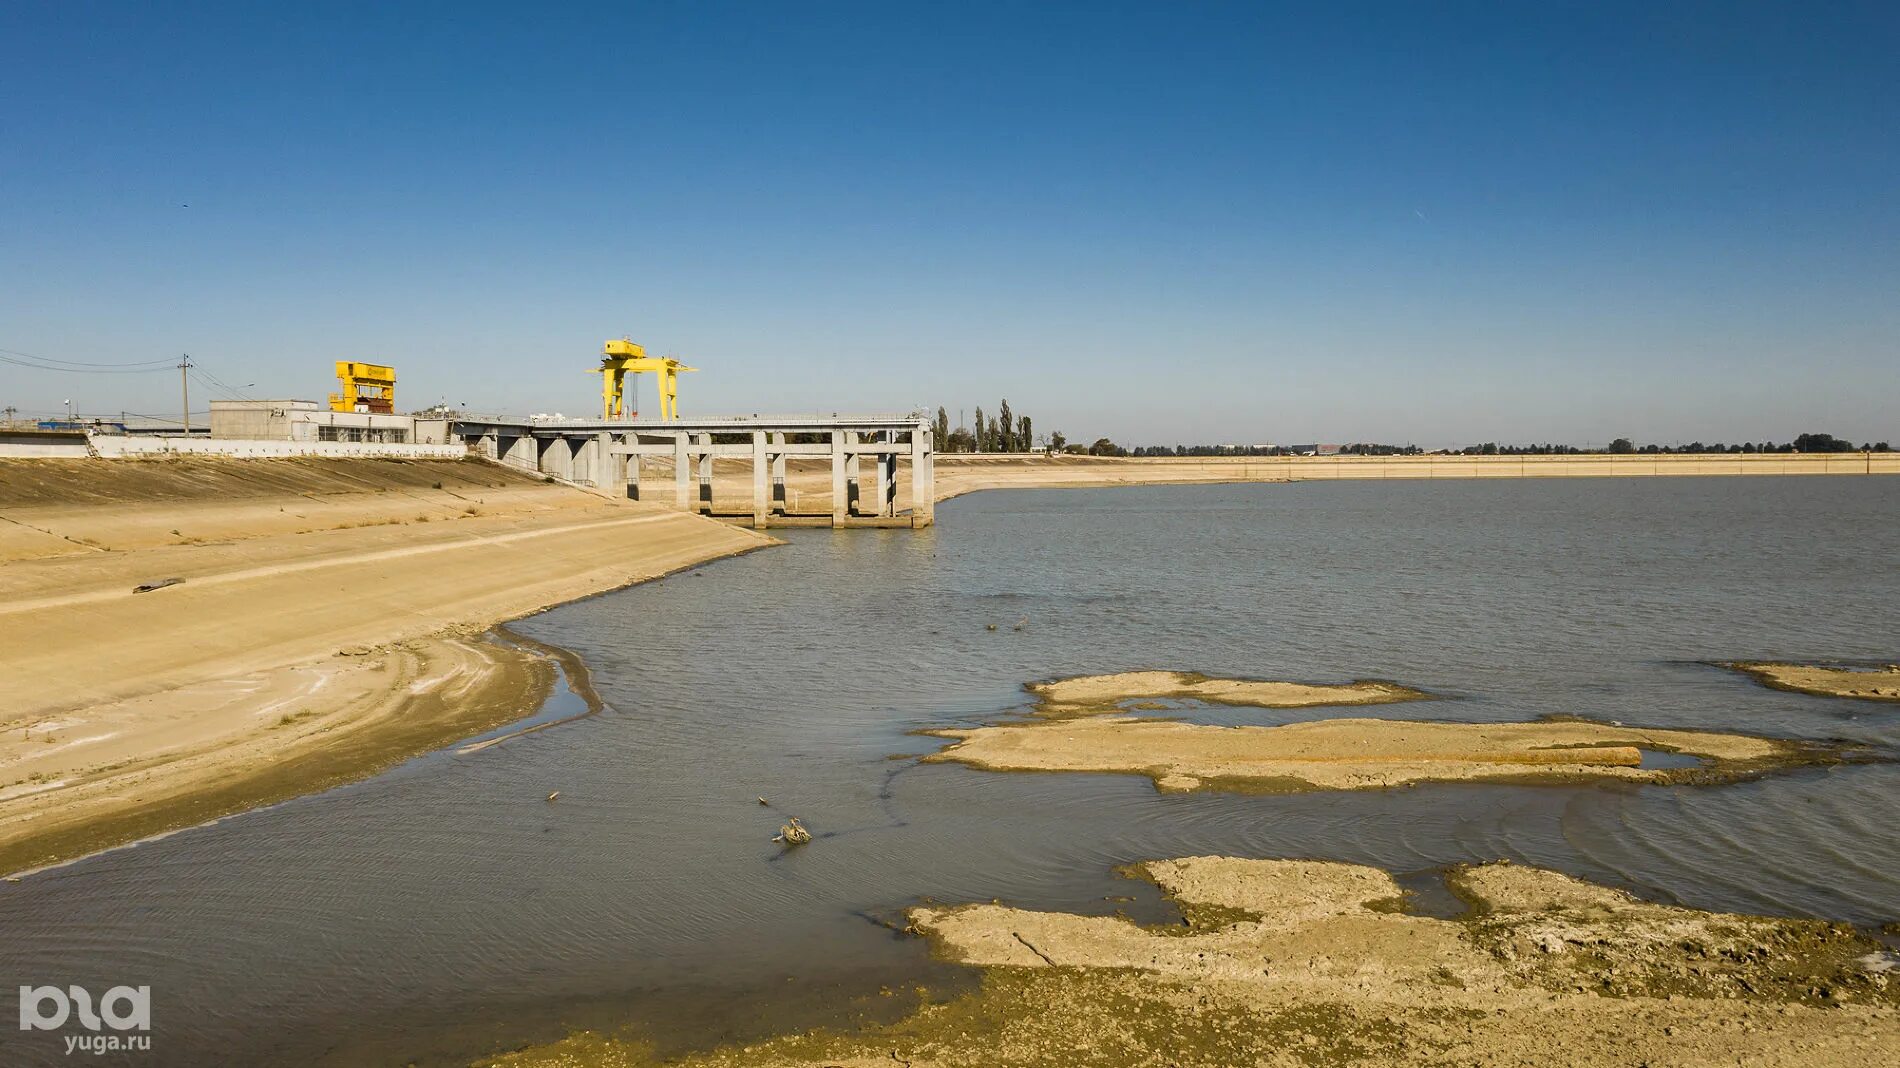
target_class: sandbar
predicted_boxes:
[1026,669,1428,715]
[923,714,1822,792]
[485,856,1898,1066]
[1726,661,1900,702]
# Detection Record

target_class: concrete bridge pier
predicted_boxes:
[770,432,788,515]
[876,432,897,516]
[831,431,848,526]
[695,432,714,513]
[674,434,691,510]
[751,430,770,527]
[500,432,536,471]
[844,431,863,516]
[909,426,934,526]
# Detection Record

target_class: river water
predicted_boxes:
[3,477,1897,1066]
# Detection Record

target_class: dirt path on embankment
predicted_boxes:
[0,456,774,875]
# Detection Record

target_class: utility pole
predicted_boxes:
[178,353,191,434]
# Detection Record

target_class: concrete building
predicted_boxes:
[210,400,415,443]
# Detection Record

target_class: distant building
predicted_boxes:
[210,399,414,443]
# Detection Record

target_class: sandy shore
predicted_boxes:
[1726,661,1900,702]
[482,856,1899,1067]
[0,456,774,874]
[932,454,1294,502]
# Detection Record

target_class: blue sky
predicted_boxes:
[3,2,1894,446]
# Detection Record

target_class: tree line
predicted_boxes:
[1474,433,1890,455]
[928,421,1888,458]
[933,401,1037,453]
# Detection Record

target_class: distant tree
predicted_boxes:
[945,427,975,452]
[1088,437,1120,456]
[1018,414,1032,452]
[1608,437,1635,454]
[933,406,950,447]
[1049,430,1066,452]
[1792,432,1854,453]
[997,399,1014,452]
[973,406,986,451]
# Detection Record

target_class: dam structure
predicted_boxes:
[453,414,934,528]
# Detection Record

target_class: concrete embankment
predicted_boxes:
[931,450,1900,500]
[0,455,775,875]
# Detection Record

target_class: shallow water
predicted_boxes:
[3,477,1898,1067]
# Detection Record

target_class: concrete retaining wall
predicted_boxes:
[1264,453,1898,478]
[942,452,1900,479]
[0,430,91,457]
[86,436,466,459]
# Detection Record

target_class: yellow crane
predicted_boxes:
[330,361,396,413]
[592,338,695,420]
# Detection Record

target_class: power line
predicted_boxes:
[0,352,175,375]
[189,367,249,401]
[0,346,176,371]
[189,363,257,401]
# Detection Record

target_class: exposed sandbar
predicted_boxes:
[1025,669,1427,715]
[483,857,1898,1067]
[1726,661,1900,702]
[924,714,1821,792]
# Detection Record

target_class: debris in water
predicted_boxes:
[757,796,770,806]
[773,817,812,845]
[1013,616,1028,631]
[546,791,561,803]
[986,623,998,631]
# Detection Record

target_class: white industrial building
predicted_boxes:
[209,400,417,443]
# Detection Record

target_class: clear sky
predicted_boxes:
[3,2,1895,446]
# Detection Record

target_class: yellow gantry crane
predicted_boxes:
[330,361,396,413]
[592,337,695,420]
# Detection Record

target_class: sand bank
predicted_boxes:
[0,456,774,874]
[1726,661,1900,702]
[924,714,1822,792]
[932,454,1294,502]
[1026,670,1427,714]
[930,450,1900,503]
[482,856,1898,1067]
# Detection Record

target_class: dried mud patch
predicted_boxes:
[479,858,1898,1067]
